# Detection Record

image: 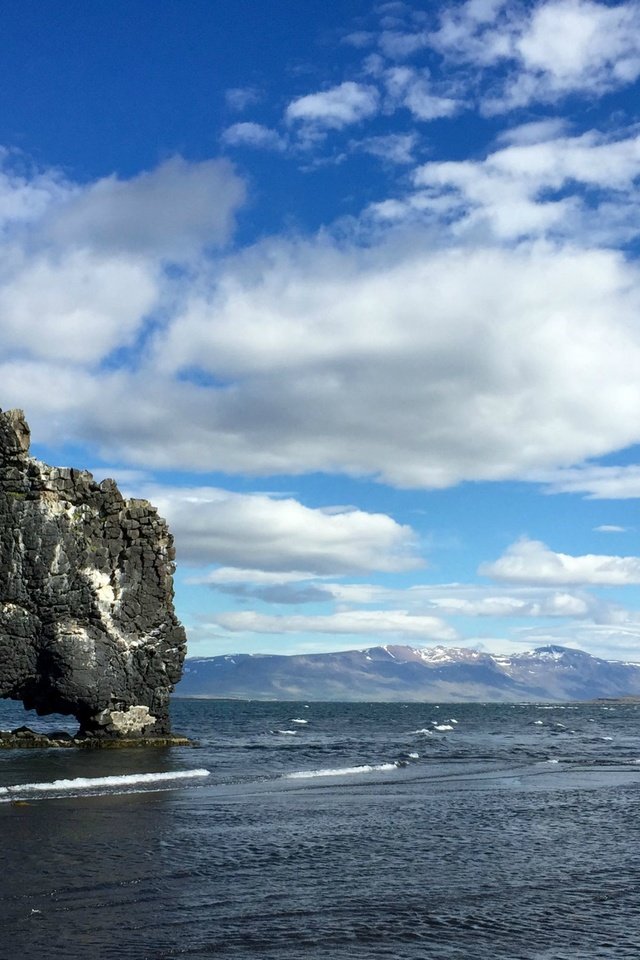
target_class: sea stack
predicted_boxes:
[0,409,186,739]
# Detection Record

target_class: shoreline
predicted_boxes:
[0,728,195,749]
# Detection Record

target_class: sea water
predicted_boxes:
[1,698,640,959]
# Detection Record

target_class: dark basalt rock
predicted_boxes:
[0,727,193,749]
[0,409,187,738]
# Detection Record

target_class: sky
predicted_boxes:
[3,0,640,662]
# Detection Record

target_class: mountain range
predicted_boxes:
[175,644,640,702]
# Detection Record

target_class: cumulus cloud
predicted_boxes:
[407,129,640,241]
[148,239,640,486]
[0,153,247,440]
[211,609,459,643]
[7,226,640,491]
[286,82,380,130]
[121,484,421,573]
[45,156,245,258]
[0,250,158,363]
[0,153,71,233]
[4,65,640,502]
[504,0,640,108]
[429,0,640,110]
[481,538,640,586]
[384,66,461,120]
[221,122,286,152]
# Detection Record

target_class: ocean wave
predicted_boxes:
[0,769,210,800]
[285,762,399,779]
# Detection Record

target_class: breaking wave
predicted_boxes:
[285,762,399,779]
[0,768,210,801]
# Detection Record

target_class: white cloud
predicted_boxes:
[384,66,461,120]
[0,153,246,415]
[511,620,640,661]
[481,537,640,586]
[224,86,262,112]
[7,228,640,491]
[513,0,640,99]
[342,31,376,48]
[150,239,640,486]
[286,82,380,130]
[0,153,71,234]
[221,122,286,152]
[536,465,640,499]
[410,129,640,241]
[428,0,516,66]
[496,118,570,146]
[45,156,244,258]
[332,580,606,620]
[0,250,158,363]
[594,525,628,533]
[211,609,458,643]
[357,133,418,164]
[426,590,592,618]
[122,484,421,573]
[5,137,640,496]
[379,30,429,59]
[190,568,318,586]
[188,569,608,621]
[430,0,640,110]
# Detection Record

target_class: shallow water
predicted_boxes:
[1,699,640,959]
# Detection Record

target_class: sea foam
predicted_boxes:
[0,768,210,800]
[286,762,398,779]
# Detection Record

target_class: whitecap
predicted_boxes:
[275,729,297,736]
[433,724,454,732]
[411,728,433,735]
[407,752,419,759]
[290,718,308,724]
[0,769,210,800]
[286,762,398,780]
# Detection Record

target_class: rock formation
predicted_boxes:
[0,409,186,738]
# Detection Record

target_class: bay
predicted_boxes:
[1,698,640,959]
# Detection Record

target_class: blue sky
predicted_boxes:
[4,0,640,661]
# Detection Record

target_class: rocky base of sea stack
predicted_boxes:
[0,726,194,749]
